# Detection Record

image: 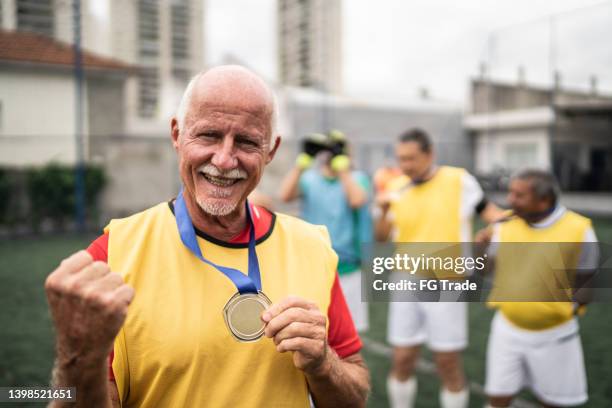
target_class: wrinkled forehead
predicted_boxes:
[187,73,274,126]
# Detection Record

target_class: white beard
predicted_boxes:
[195,163,247,216]
[196,196,239,217]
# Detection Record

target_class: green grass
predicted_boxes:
[0,234,94,407]
[0,217,611,407]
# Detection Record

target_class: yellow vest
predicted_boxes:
[105,203,337,407]
[389,166,465,242]
[389,167,466,279]
[489,210,591,331]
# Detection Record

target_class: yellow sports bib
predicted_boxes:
[389,166,464,243]
[489,210,591,331]
[105,203,337,407]
[389,166,466,279]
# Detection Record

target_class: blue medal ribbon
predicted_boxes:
[175,187,262,294]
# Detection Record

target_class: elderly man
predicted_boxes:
[375,128,503,408]
[45,66,370,407]
[482,169,598,408]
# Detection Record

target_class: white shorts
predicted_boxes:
[485,311,587,406]
[387,300,468,351]
[339,270,369,332]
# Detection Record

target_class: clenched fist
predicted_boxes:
[45,250,134,364]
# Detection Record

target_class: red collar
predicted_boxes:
[228,203,273,244]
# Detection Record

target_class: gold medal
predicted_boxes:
[223,291,272,342]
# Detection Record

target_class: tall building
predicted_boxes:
[0,0,205,134]
[277,0,342,94]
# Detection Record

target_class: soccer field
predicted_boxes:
[0,217,611,407]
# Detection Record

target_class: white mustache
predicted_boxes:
[197,163,247,179]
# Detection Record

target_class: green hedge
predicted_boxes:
[0,163,107,231]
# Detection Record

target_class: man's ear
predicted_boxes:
[425,150,435,167]
[265,135,282,165]
[171,118,180,151]
[538,197,553,212]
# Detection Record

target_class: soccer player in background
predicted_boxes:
[375,128,503,408]
[481,169,598,408]
[279,130,373,332]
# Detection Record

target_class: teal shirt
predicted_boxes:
[299,169,373,275]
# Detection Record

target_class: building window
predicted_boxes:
[137,0,159,117]
[505,143,538,170]
[16,0,54,36]
[138,0,159,58]
[138,68,159,118]
[171,0,190,64]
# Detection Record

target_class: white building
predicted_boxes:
[0,0,205,134]
[277,0,342,94]
[464,76,612,191]
[0,29,131,166]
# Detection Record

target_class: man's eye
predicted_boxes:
[237,137,258,147]
[199,132,220,139]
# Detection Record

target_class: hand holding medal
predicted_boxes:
[262,296,329,375]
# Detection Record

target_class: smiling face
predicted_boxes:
[171,67,280,217]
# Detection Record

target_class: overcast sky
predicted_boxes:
[206,0,612,104]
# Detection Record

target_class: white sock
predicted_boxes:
[440,387,469,408]
[386,376,417,408]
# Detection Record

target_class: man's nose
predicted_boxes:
[210,137,238,170]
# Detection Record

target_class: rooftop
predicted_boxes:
[0,30,131,71]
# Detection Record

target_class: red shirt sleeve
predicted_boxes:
[107,351,115,381]
[87,233,109,262]
[327,273,363,358]
[86,233,115,381]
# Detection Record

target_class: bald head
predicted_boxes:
[176,65,278,138]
